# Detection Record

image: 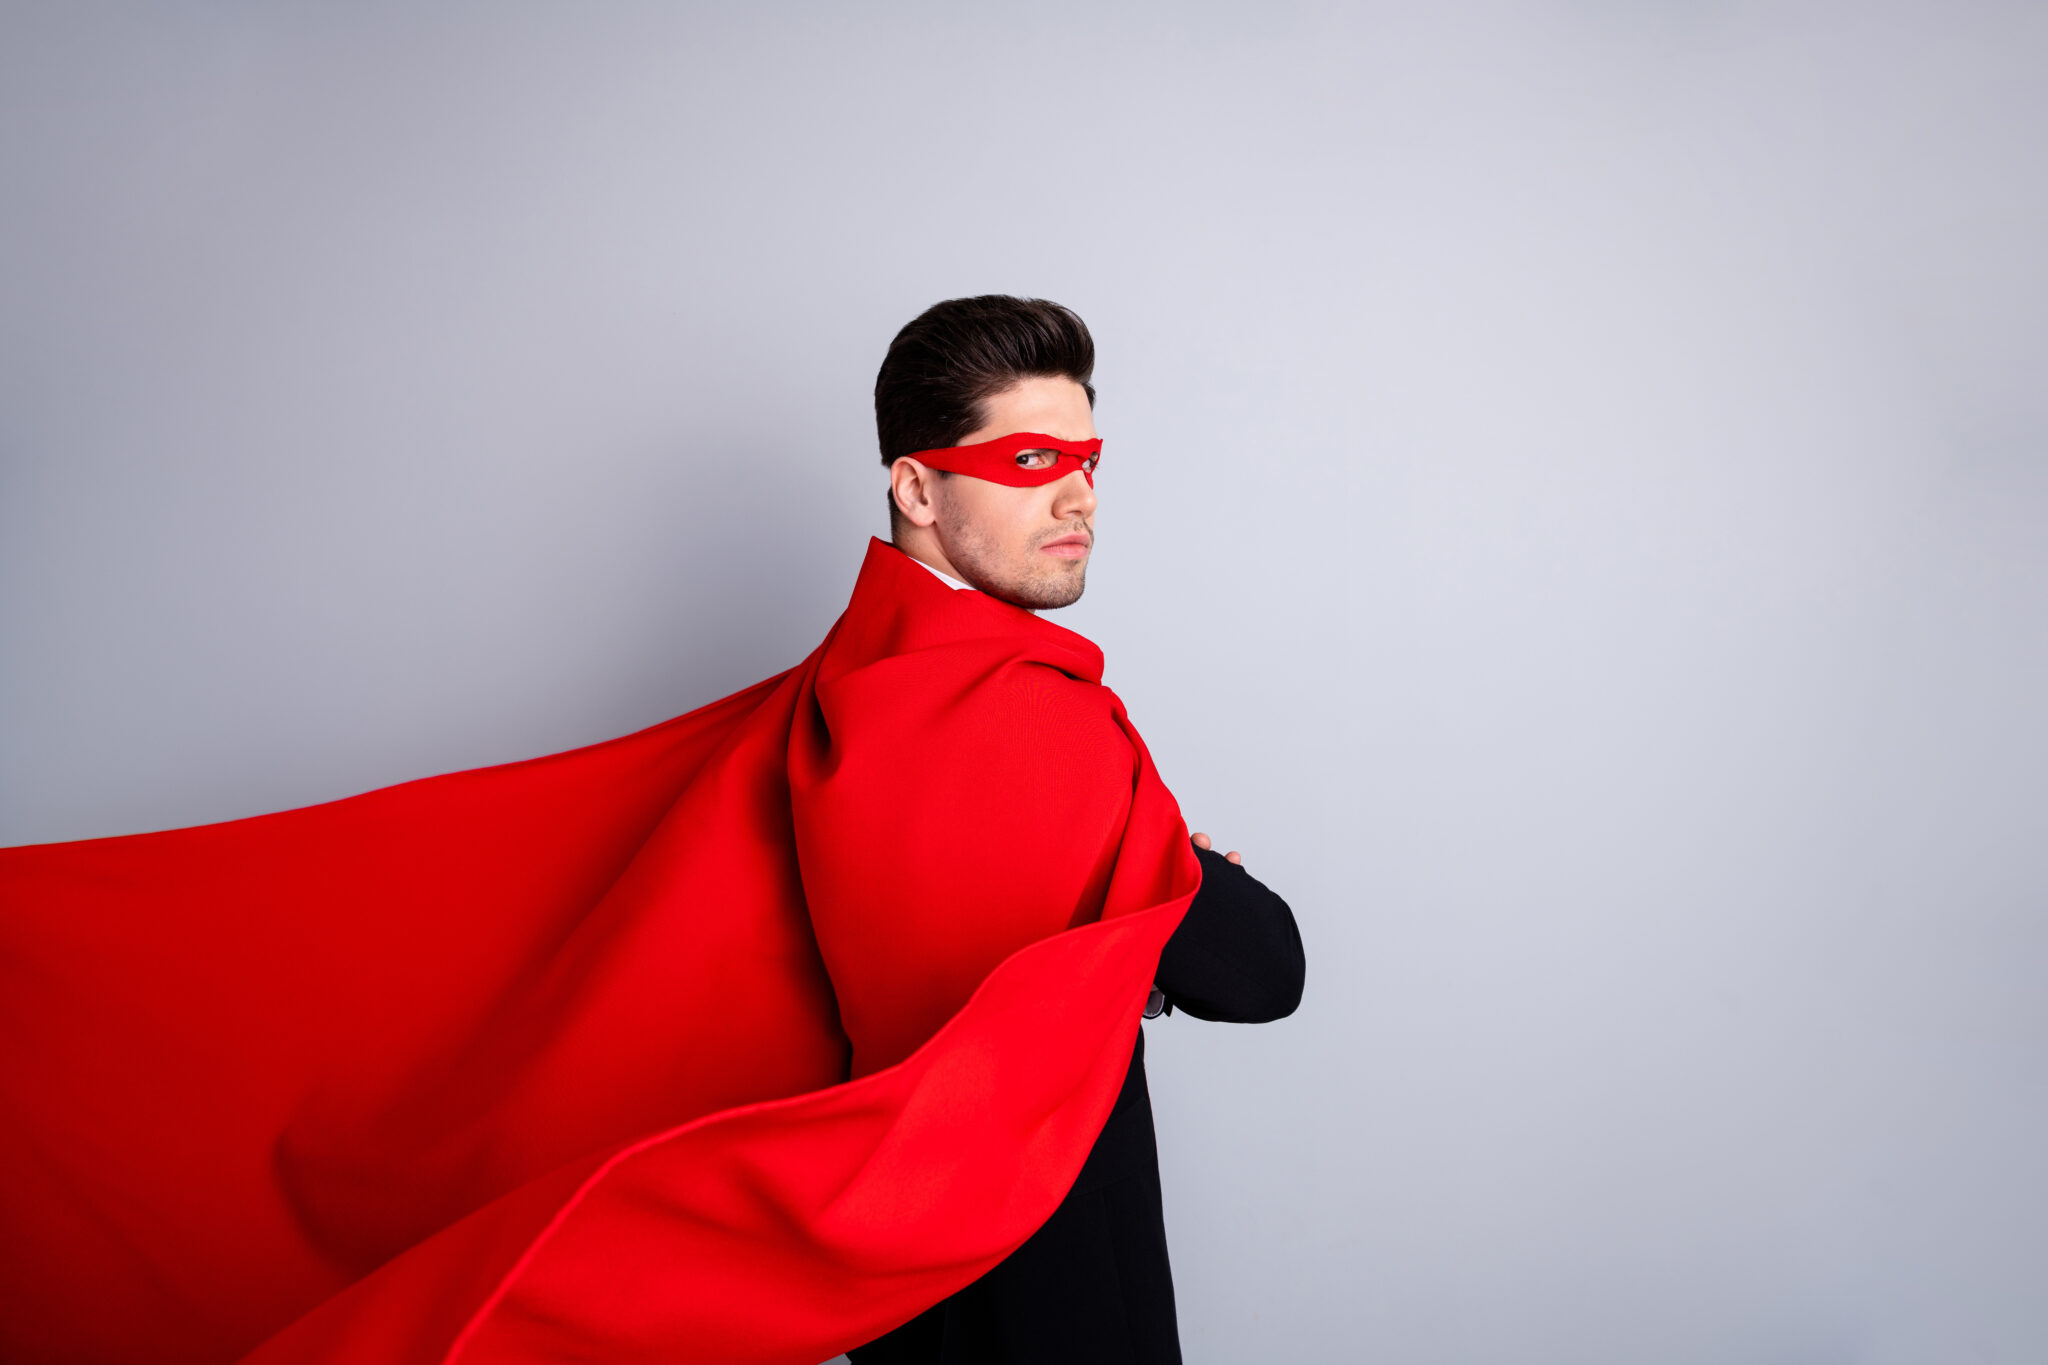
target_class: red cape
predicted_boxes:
[0,539,1198,1364]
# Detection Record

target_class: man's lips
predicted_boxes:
[1039,532,1092,560]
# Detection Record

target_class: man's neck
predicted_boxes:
[889,536,1045,615]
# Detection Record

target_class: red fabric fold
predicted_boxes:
[0,538,1198,1364]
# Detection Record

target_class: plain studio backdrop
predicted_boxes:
[3,3,2044,1362]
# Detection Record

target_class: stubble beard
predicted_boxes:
[940,512,1091,611]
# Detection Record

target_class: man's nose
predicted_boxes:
[1052,469,1096,519]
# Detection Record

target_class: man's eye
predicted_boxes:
[1013,449,1058,470]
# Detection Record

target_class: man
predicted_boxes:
[0,297,1301,1365]
[848,296,1306,1363]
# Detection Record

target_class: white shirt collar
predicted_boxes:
[907,554,973,592]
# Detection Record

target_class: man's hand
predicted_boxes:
[1189,832,1243,865]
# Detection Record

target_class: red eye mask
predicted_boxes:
[905,431,1103,488]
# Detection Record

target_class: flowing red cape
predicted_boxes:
[0,539,1199,1365]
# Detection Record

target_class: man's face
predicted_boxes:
[892,375,1098,610]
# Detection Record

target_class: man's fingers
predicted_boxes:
[1191,832,1212,850]
[1226,851,1243,864]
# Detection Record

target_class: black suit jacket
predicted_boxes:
[849,844,1305,1364]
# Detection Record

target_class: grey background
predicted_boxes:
[4,3,2044,1362]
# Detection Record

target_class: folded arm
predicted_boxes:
[1153,840,1305,1023]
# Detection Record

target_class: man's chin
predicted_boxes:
[1015,568,1087,611]
[947,543,1088,611]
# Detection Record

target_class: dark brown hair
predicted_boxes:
[874,295,1096,466]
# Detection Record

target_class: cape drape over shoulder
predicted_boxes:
[0,538,1200,1365]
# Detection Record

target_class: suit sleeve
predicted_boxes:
[1154,844,1305,1023]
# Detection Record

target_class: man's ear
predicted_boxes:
[889,458,942,529]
